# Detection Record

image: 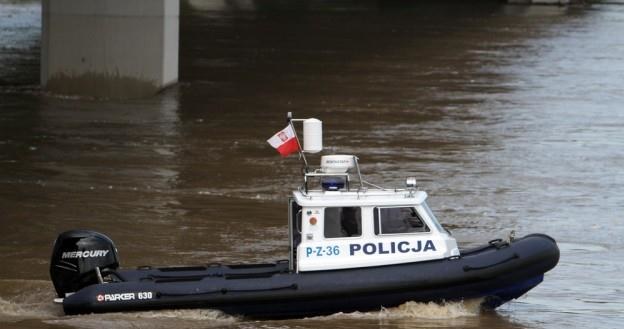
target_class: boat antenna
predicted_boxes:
[287,112,309,172]
[353,155,365,191]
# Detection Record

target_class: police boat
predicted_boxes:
[49,115,559,318]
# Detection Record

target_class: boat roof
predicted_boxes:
[292,189,427,207]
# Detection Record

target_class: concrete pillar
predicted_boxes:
[41,0,179,99]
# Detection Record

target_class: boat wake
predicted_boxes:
[0,296,57,319]
[40,300,481,329]
[0,279,64,321]
[119,308,238,321]
[320,299,483,320]
[382,299,483,319]
[43,309,239,329]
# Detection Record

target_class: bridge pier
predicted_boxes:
[41,0,179,99]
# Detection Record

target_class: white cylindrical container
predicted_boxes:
[303,118,322,153]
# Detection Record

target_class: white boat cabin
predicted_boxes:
[287,155,460,272]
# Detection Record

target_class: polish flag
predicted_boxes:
[267,125,300,157]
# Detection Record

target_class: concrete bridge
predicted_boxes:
[41,0,571,99]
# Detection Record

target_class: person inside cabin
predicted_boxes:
[382,208,410,234]
[340,207,361,237]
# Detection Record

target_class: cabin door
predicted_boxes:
[288,197,302,272]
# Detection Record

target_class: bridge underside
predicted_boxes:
[39,0,571,99]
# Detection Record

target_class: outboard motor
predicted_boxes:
[50,230,119,298]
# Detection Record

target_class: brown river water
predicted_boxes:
[1,0,623,328]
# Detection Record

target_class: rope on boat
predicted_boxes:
[462,253,519,272]
[157,283,299,297]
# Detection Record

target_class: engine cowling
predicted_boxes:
[50,230,119,297]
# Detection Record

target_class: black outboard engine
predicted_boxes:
[50,230,119,298]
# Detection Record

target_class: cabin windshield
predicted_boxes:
[374,206,430,235]
[422,201,444,233]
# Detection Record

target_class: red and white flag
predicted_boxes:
[267,124,299,157]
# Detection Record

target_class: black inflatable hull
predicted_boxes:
[61,234,559,318]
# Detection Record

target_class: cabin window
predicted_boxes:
[324,207,362,238]
[374,207,430,235]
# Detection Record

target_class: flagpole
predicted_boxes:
[287,112,309,172]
